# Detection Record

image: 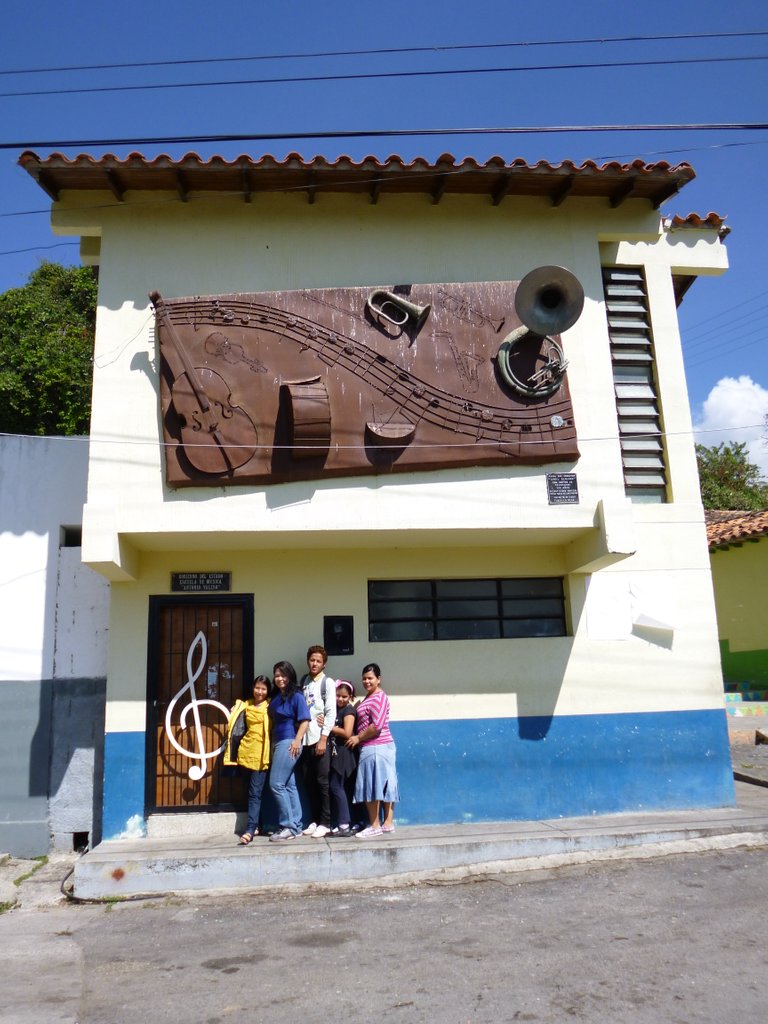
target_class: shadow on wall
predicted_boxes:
[0,679,52,857]
[515,574,588,740]
[0,435,107,854]
[48,679,107,849]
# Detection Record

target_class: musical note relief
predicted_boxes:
[164,631,231,781]
[204,331,267,374]
[436,286,506,333]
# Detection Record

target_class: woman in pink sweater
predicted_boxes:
[346,662,399,838]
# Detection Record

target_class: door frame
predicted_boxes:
[144,593,254,815]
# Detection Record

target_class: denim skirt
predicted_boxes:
[354,741,400,803]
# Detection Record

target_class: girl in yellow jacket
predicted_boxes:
[225,675,272,844]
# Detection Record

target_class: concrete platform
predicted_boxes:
[73,780,768,900]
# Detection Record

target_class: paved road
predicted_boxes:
[1,846,766,1023]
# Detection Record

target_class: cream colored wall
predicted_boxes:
[50,189,728,728]
[709,540,768,652]
[48,192,724,578]
[104,519,724,734]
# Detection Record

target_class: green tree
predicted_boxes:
[0,261,97,435]
[695,441,768,510]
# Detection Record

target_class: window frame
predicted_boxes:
[368,577,567,642]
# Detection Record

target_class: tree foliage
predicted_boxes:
[695,441,768,511]
[0,262,97,435]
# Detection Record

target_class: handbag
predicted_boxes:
[229,707,247,761]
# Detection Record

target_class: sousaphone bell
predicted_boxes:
[497,266,584,399]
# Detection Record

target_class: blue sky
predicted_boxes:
[2,1,767,468]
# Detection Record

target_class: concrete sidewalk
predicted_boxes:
[69,778,768,901]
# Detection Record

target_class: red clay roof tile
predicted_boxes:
[667,212,729,239]
[706,510,768,549]
[19,151,700,210]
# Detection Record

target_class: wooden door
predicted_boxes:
[146,595,253,812]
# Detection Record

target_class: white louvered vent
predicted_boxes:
[602,267,667,502]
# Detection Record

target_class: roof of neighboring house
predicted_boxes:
[19,151,701,209]
[706,510,768,550]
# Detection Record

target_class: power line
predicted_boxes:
[598,139,768,162]
[2,53,767,100]
[684,318,768,355]
[685,334,768,368]
[3,29,767,77]
[683,307,768,350]
[682,289,768,334]
[0,241,78,257]
[4,122,768,151]
[683,326,768,364]
[2,420,765,450]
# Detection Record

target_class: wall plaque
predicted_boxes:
[546,473,579,505]
[151,278,581,487]
[171,572,232,593]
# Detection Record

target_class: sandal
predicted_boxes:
[238,833,253,845]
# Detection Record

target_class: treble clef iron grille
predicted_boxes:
[151,600,249,811]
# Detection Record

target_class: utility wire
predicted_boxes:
[1,421,765,450]
[684,305,768,346]
[687,322,768,354]
[3,29,768,77]
[4,122,768,151]
[683,326,768,363]
[686,334,768,368]
[683,318,768,355]
[0,241,78,257]
[2,53,767,100]
[682,289,768,334]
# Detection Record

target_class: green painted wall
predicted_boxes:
[719,640,768,687]
[710,538,768,686]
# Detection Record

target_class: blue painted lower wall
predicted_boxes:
[103,731,146,840]
[102,708,735,838]
[393,708,735,824]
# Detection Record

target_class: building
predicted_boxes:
[0,434,108,856]
[20,151,734,840]
[707,510,768,692]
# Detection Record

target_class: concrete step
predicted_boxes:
[73,801,768,900]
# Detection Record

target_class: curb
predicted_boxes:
[69,830,768,903]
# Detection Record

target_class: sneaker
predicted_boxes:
[269,828,296,843]
[381,824,395,833]
[312,825,330,838]
[330,825,351,836]
[302,822,318,836]
[355,826,383,839]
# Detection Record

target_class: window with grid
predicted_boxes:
[368,578,566,642]
[602,266,667,503]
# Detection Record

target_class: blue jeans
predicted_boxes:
[246,769,267,835]
[269,739,303,834]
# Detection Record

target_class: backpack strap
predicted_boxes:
[302,672,328,704]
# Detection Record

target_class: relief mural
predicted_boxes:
[151,268,584,486]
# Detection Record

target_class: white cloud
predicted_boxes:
[693,376,768,477]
